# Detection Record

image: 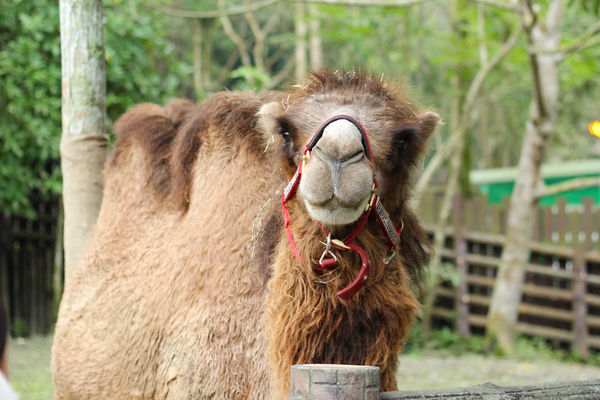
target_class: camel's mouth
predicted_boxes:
[303,195,371,226]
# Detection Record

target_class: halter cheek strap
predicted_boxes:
[281,115,402,300]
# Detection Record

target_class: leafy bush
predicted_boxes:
[0,0,193,219]
[0,0,62,218]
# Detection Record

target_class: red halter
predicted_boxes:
[281,115,403,300]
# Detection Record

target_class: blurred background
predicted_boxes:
[1,0,599,398]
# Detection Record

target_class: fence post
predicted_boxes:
[573,246,589,358]
[453,195,470,337]
[573,198,593,359]
[288,364,380,400]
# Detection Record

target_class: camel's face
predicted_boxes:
[257,73,439,228]
[298,112,374,225]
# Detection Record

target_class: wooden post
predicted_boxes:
[582,198,593,250]
[573,198,593,359]
[557,198,567,245]
[289,364,379,400]
[573,246,588,358]
[288,366,600,399]
[382,379,600,399]
[500,195,510,234]
[491,203,502,235]
[543,206,553,243]
[453,195,470,337]
[531,202,541,242]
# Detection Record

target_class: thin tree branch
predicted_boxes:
[471,0,518,12]
[263,2,283,35]
[534,19,600,56]
[300,0,421,6]
[535,177,600,199]
[462,21,522,116]
[219,0,252,66]
[148,0,422,20]
[145,0,280,20]
[244,2,266,70]
[478,2,489,68]
[415,21,522,202]
[266,47,286,69]
[268,56,296,89]
[413,128,457,201]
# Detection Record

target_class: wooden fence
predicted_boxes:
[0,194,60,336]
[418,192,600,355]
[1,189,599,347]
[289,364,600,399]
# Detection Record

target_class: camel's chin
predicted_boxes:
[303,197,370,226]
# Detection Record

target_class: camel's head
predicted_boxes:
[258,70,439,228]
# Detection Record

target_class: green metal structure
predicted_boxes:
[469,159,600,206]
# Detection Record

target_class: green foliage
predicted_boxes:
[104,0,193,123]
[404,325,488,355]
[0,0,193,218]
[2,0,600,218]
[230,66,272,91]
[406,324,600,367]
[11,317,28,337]
[568,0,600,15]
[0,0,62,219]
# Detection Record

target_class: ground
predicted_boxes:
[396,352,600,390]
[7,335,600,399]
[7,336,53,400]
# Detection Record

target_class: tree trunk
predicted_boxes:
[53,197,64,316]
[486,0,563,353]
[421,73,465,336]
[308,4,323,70]
[193,19,204,96]
[419,1,522,335]
[59,0,108,281]
[202,21,214,91]
[295,1,308,80]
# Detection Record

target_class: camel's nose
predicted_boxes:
[313,119,365,168]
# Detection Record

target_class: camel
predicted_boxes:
[52,70,439,399]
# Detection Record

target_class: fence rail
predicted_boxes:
[1,189,598,344]
[289,364,600,399]
[419,191,600,356]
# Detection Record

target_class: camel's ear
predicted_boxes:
[257,101,285,137]
[418,111,440,140]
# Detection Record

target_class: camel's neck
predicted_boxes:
[265,227,419,397]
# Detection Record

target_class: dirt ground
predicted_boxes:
[7,335,600,399]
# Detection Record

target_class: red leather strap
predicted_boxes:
[282,191,301,260]
[280,114,403,300]
[336,244,371,300]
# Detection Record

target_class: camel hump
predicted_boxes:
[109,99,195,196]
[164,98,194,127]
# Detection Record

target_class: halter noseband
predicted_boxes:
[281,115,402,300]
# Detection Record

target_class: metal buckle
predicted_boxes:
[383,249,396,265]
[365,183,377,212]
[319,234,337,265]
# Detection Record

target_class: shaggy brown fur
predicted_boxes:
[52,70,438,399]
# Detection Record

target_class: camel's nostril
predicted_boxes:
[341,150,364,164]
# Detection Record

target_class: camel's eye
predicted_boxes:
[276,116,295,145]
[281,131,292,143]
[396,139,408,151]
